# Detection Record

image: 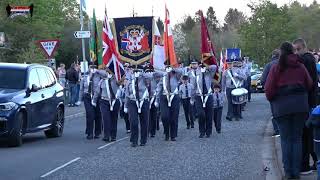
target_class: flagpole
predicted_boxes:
[80,0,86,62]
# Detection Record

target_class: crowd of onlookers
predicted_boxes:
[263,38,320,180]
[53,62,82,107]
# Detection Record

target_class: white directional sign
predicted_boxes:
[38,39,60,59]
[74,31,91,39]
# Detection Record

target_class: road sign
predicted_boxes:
[38,39,60,59]
[74,31,90,39]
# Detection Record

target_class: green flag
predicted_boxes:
[89,9,98,66]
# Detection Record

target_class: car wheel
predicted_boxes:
[8,112,24,147]
[45,107,64,138]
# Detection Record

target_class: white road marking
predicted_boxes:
[65,112,85,119]
[98,136,129,150]
[40,157,81,178]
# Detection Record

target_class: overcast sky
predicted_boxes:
[83,0,316,24]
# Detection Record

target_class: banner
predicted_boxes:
[226,48,241,62]
[112,17,154,65]
[164,5,178,67]
[89,9,99,66]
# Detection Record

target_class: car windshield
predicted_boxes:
[251,74,261,80]
[0,68,26,89]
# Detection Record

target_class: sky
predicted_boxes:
[82,0,317,24]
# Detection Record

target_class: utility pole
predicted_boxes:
[79,0,86,62]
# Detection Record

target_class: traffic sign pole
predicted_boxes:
[80,0,86,63]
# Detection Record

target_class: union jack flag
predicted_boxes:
[102,10,124,82]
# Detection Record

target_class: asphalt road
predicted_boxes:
[0,94,271,180]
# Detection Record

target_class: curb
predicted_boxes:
[263,118,282,180]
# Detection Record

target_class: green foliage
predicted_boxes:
[0,0,81,66]
[239,0,320,66]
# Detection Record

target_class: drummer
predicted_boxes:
[221,60,247,121]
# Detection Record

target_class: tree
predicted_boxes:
[239,1,293,65]
[0,0,81,65]
[224,8,246,31]
[181,15,196,33]
[206,6,219,32]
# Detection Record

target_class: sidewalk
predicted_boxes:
[273,124,317,180]
[65,103,85,119]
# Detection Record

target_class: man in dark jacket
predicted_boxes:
[293,38,319,174]
[66,63,79,107]
[262,49,280,137]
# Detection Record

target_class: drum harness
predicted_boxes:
[227,70,241,88]
[196,74,212,108]
[149,91,157,109]
[132,77,149,114]
[104,78,118,111]
[163,75,178,107]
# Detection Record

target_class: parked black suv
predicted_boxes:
[0,63,64,147]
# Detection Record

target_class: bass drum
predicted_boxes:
[231,88,248,104]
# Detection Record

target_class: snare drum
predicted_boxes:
[231,88,248,104]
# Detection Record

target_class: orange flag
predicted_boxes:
[164,5,178,67]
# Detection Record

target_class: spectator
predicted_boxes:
[75,63,81,105]
[265,42,313,179]
[261,49,281,137]
[57,63,66,88]
[66,63,79,107]
[293,38,319,174]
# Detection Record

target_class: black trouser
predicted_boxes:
[149,102,158,136]
[182,98,194,128]
[100,99,120,140]
[84,94,102,136]
[195,96,213,136]
[247,76,251,101]
[160,95,180,138]
[128,100,150,145]
[213,107,223,132]
[302,125,318,170]
[120,105,130,131]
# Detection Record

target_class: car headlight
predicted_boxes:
[0,102,18,111]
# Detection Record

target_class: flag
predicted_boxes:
[151,22,165,70]
[219,50,223,72]
[164,5,178,67]
[80,0,86,11]
[89,9,98,66]
[200,10,218,80]
[101,8,124,82]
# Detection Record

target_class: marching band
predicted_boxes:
[79,58,251,147]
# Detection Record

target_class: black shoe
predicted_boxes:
[86,135,93,140]
[300,167,313,175]
[171,138,176,141]
[199,134,205,138]
[240,116,243,119]
[150,135,155,138]
[217,130,221,134]
[165,136,169,141]
[111,138,116,142]
[103,137,110,142]
[191,125,194,128]
[94,135,100,139]
[311,164,317,171]
[226,117,232,121]
[187,126,190,129]
[235,118,240,121]
[131,143,138,147]
[140,143,146,146]
[206,135,211,138]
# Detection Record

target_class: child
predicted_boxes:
[179,75,194,129]
[213,84,224,133]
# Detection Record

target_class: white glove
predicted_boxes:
[154,101,159,108]
[190,100,194,105]
[124,107,128,113]
[91,100,96,107]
